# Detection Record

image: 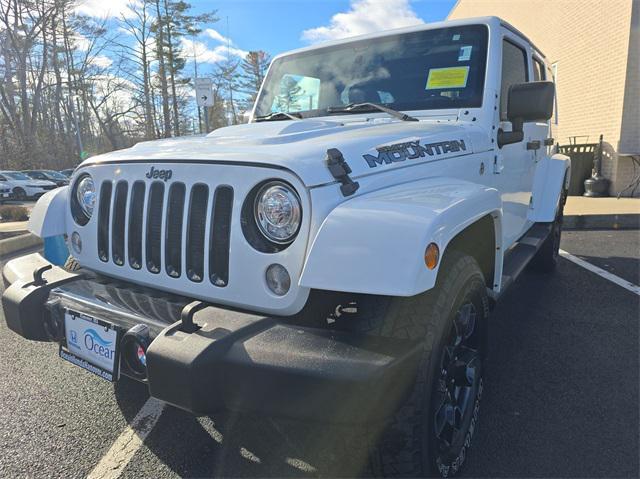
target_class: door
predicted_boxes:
[497,38,537,247]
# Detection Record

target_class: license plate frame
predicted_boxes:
[59,309,122,382]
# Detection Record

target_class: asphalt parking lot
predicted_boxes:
[0,228,638,478]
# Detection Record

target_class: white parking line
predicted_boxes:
[87,398,165,479]
[559,249,640,296]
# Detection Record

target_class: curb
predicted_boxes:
[0,232,43,257]
[564,214,640,230]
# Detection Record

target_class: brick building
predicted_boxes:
[449,0,639,196]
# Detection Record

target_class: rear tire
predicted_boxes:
[531,183,567,273]
[328,251,489,477]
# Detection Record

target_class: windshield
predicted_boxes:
[4,172,30,180]
[43,170,67,180]
[255,24,488,119]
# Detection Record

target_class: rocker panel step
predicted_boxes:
[497,222,552,297]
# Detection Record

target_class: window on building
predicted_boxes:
[533,58,546,81]
[500,39,528,121]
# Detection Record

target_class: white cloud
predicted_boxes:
[180,37,248,65]
[205,28,232,45]
[90,55,113,68]
[301,0,424,43]
[74,0,140,19]
[73,33,91,51]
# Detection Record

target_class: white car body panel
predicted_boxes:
[528,153,571,222]
[300,178,501,296]
[28,187,68,238]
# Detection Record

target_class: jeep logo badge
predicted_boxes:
[145,166,172,182]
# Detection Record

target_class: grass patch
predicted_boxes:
[0,205,29,222]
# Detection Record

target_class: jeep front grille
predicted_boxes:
[96,180,233,286]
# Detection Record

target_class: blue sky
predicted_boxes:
[77,0,457,76]
[204,0,457,55]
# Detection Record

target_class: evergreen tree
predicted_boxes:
[238,50,271,111]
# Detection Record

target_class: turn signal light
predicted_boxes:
[424,243,440,270]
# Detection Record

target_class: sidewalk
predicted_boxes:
[0,221,29,233]
[564,196,639,229]
[564,197,640,216]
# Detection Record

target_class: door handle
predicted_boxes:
[526,140,541,150]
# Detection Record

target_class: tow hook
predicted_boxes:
[180,301,207,333]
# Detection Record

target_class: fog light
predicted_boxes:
[266,264,290,296]
[71,231,82,254]
[121,324,150,379]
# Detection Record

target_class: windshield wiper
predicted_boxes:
[326,102,419,122]
[254,111,302,122]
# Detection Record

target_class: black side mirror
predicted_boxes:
[498,81,555,148]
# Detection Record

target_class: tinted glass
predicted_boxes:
[43,170,67,180]
[500,40,528,120]
[533,59,545,81]
[4,172,30,180]
[256,25,489,117]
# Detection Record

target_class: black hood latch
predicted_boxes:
[325,148,360,197]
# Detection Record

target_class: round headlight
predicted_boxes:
[76,175,95,218]
[254,182,301,244]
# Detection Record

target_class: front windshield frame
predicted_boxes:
[4,172,31,181]
[255,24,489,120]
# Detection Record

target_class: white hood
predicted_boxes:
[80,118,486,187]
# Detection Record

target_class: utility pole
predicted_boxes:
[192,34,202,134]
[226,16,236,125]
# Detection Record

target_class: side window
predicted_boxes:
[533,59,546,81]
[500,39,529,121]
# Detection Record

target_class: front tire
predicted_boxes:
[12,187,26,201]
[373,252,488,477]
[328,251,489,477]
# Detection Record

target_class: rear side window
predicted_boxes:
[533,58,546,81]
[500,40,528,120]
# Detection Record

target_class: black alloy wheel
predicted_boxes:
[430,299,484,477]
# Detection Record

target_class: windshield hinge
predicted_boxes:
[325,148,360,197]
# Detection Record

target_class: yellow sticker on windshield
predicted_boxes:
[426,66,469,89]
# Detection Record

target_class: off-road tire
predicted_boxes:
[327,251,488,477]
[12,187,26,201]
[63,256,81,272]
[531,183,567,273]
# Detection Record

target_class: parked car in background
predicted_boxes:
[0,171,57,200]
[0,184,11,203]
[60,169,75,177]
[23,169,70,187]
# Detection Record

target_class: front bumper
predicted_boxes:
[2,254,421,423]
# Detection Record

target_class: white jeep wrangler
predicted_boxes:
[3,16,569,477]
